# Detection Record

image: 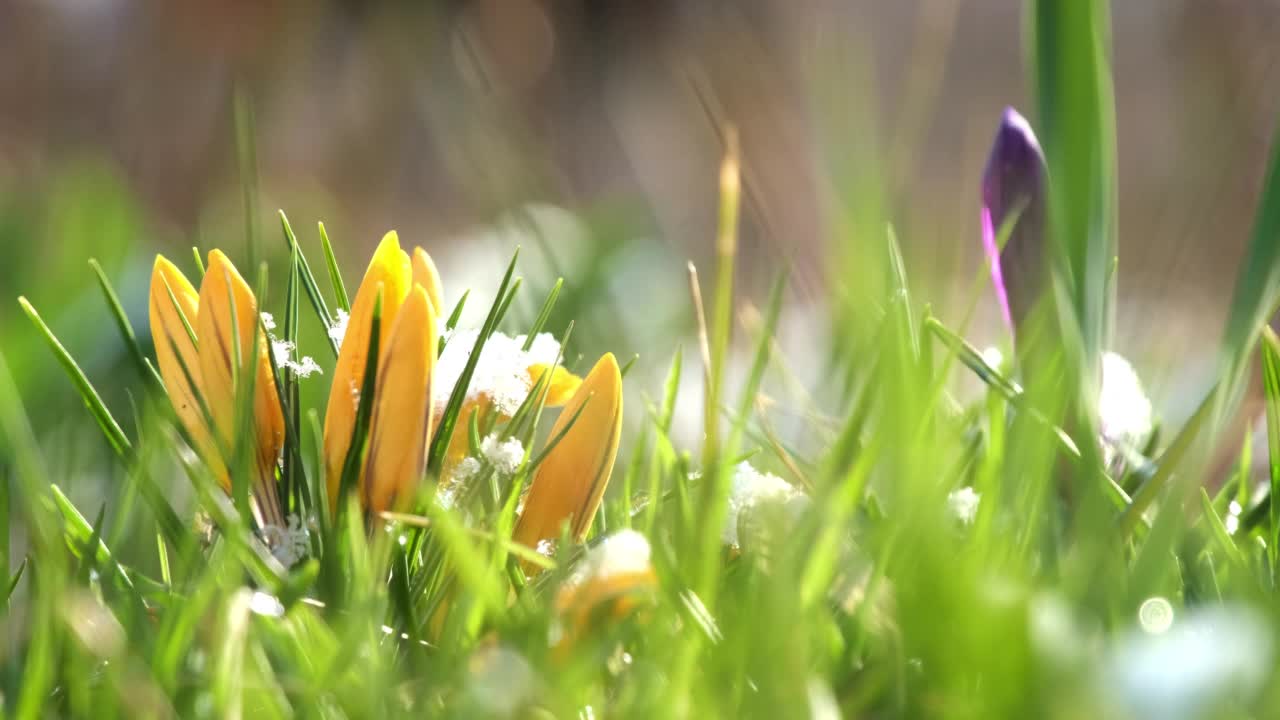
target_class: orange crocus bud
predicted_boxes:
[513,353,623,555]
[323,232,413,505]
[197,250,286,525]
[361,285,438,513]
[149,255,217,470]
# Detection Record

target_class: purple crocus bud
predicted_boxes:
[982,107,1047,337]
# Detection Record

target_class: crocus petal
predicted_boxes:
[982,107,1047,336]
[527,363,583,407]
[360,285,437,513]
[411,247,445,321]
[323,232,413,505]
[553,530,656,648]
[196,250,286,525]
[513,353,623,553]
[149,255,219,471]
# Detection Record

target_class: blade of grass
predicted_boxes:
[1262,327,1280,559]
[18,297,132,459]
[703,128,740,472]
[318,222,351,313]
[1219,114,1280,400]
[89,258,163,389]
[426,250,520,475]
[235,88,261,272]
[522,278,563,351]
[1199,487,1245,569]
[279,210,338,354]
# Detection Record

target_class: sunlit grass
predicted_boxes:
[5,1,1280,718]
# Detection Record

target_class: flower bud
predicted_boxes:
[197,250,286,524]
[982,107,1048,335]
[361,285,438,513]
[323,232,413,505]
[513,353,623,555]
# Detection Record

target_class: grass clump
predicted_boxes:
[6,2,1280,717]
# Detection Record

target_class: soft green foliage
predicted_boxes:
[8,1,1280,718]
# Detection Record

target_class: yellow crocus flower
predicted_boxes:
[149,250,286,527]
[322,232,413,506]
[149,256,210,463]
[323,232,441,514]
[361,285,437,513]
[513,353,623,554]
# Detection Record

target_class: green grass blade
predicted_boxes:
[1220,117,1280,393]
[18,296,132,459]
[235,88,261,272]
[1199,487,1245,569]
[6,558,26,601]
[279,210,338,354]
[1262,327,1280,553]
[522,278,563,351]
[1032,0,1117,368]
[318,222,351,313]
[427,250,520,475]
[89,258,163,389]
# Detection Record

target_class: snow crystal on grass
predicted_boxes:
[1099,351,1153,462]
[723,462,802,547]
[261,515,310,567]
[568,530,652,587]
[434,330,564,416]
[328,309,350,348]
[453,456,482,483]
[947,487,981,525]
[480,434,525,475]
[268,335,322,378]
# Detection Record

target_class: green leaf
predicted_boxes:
[1261,327,1280,554]
[279,210,338,355]
[18,296,132,459]
[89,258,163,389]
[1199,487,1245,569]
[1032,0,1117,371]
[318,221,352,313]
[522,278,563,351]
[235,87,261,272]
[1220,113,1280,394]
[427,250,520,475]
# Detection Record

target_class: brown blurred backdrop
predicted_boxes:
[2,0,1280,421]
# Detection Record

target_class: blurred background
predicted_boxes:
[3,0,1280,472]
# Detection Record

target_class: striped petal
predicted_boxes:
[361,285,438,513]
[149,255,219,473]
[195,251,285,514]
[513,353,623,552]
[323,232,413,505]
[411,247,445,321]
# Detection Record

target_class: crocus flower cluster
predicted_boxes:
[150,231,626,576]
